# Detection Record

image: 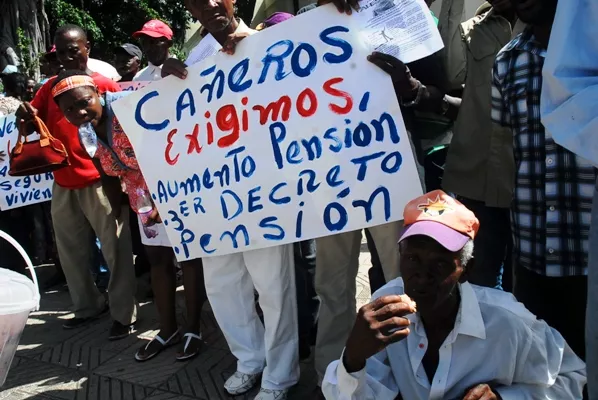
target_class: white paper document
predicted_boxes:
[185,33,222,66]
[354,0,444,63]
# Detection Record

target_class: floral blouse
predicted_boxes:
[78,113,149,212]
[95,116,149,211]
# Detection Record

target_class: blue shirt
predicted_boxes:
[541,0,598,167]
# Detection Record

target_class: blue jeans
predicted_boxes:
[587,178,598,397]
[457,197,512,291]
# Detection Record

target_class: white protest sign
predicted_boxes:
[0,114,54,210]
[118,81,150,92]
[113,6,422,261]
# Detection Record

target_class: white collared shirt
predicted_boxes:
[133,60,166,82]
[322,279,586,400]
[185,20,256,67]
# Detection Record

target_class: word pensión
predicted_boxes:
[132,25,355,162]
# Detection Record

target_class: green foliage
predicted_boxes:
[47,0,103,43]
[46,0,191,62]
[16,28,38,77]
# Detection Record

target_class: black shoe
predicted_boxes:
[108,320,136,341]
[62,305,109,329]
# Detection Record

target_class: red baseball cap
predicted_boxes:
[133,20,173,40]
[399,190,480,252]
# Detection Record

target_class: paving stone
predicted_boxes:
[2,235,375,399]
[2,357,88,400]
[143,390,198,400]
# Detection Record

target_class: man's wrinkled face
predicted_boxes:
[510,0,557,24]
[114,51,140,77]
[55,31,89,71]
[399,236,463,313]
[184,0,236,33]
[139,35,171,66]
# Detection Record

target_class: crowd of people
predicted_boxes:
[1,0,596,398]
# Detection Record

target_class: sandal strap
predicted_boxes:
[182,332,202,353]
[146,328,180,350]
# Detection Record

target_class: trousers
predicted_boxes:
[203,244,299,390]
[314,221,402,381]
[51,182,137,324]
[587,178,598,398]
[458,197,512,291]
[515,266,587,360]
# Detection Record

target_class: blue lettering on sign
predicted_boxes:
[291,43,318,78]
[353,186,391,222]
[228,58,253,92]
[177,89,196,121]
[5,187,52,207]
[351,151,385,181]
[258,40,294,84]
[221,190,243,220]
[269,182,290,205]
[200,65,225,103]
[220,225,250,248]
[180,229,195,258]
[136,91,169,131]
[248,186,263,213]
[259,216,285,240]
[200,233,215,254]
[319,26,353,64]
[324,202,348,231]
[0,117,16,138]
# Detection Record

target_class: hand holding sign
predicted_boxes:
[221,31,252,55]
[318,0,360,15]
[367,51,418,100]
[161,58,188,80]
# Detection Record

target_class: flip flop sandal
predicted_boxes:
[135,329,180,362]
[176,332,203,361]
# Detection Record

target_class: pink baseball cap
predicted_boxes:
[399,190,480,252]
[133,20,173,40]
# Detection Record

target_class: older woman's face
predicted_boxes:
[56,86,103,128]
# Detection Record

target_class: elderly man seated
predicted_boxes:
[322,190,586,399]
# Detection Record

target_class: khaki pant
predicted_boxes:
[314,221,402,381]
[51,181,137,325]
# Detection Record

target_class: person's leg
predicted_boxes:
[367,221,402,281]
[515,266,587,359]
[29,204,47,264]
[294,242,311,359]
[364,229,386,293]
[0,210,28,274]
[459,197,510,289]
[203,253,266,376]
[587,179,598,398]
[79,181,137,325]
[51,183,105,321]
[136,245,178,360]
[245,244,299,391]
[314,230,361,383]
[294,239,319,359]
[129,203,151,276]
[177,257,207,359]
